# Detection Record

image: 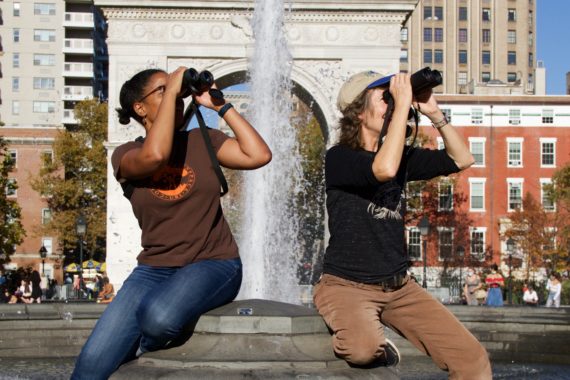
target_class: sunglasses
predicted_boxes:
[137,85,166,102]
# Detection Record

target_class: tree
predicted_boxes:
[504,192,568,277]
[547,163,570,212]
[30,99,108,264]
[0,135,26,265]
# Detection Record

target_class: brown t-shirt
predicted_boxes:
[111,128,239,267]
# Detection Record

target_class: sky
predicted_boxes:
[537,0,570,95]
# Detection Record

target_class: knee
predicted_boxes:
[137,304,178,340]
[332,332,382,365]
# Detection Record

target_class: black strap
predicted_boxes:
[192,102,229,196]
[121,102,229,199]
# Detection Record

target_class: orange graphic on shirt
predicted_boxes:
[149,164,195,201]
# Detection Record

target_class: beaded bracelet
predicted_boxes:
[432,116,449,130]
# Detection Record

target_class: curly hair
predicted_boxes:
[337,89,373,150]
[115,69,165,126]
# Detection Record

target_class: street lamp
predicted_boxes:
[419,216,430,288]
[506,238,515,305]
[39,245,48,275]
[76,214,87,298]
[457,245,465,293]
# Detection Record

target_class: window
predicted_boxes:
[482,8,491,21]
[528,32,534,47]
[400,49,408,63]
[33,101,55,113]
[33,77,55,90]
[540,138,556,167]
[542,109,554,124]
[482,72,491,82]
[407,228,422,261]
[12,101,20,115]
[434,49,443,64]
[507,179,523,211]
[8,150,17,167]
[41,150,54,167]
[470,228,486,258]
[401,27,408,42]
[482,51,491,65]
[438,180,453,211]
[12,53,20,68]
[434,28,443,42]
[458,72,468,85]
[406,183,423,211]
[13,3,20,17]
[529,10,533,26]
[441,108,452,124]
[543,228,556,252]
[459,50,467,64]
[5,178,17,197]
[540,179,555,212]
[508,51,516,65]
[13,28,20,43]
[424,49,433,64]
[469,178,486,211]
[42,209,52,225]
[469,138,485,166]
[508,9,516,21]
[437,137,445,150]
[458,28,468,43]
[424,6,432,20]
[34,54,55,66]
[424,28,432,42]
[508,109,521,125]
[434,7,443,21]
[482,29,491,43]
[41,238,53,256]
[507,138,523,167]
[34,3,56,16]
[528,53,533,68]
[438,228,454,260]
[459,7,468,21]
[12,77,19,91]
[34,29,56,42]
[507,72,517,83]
[507,30,516,44]
[471,108,483,124]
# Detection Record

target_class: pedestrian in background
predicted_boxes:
[546,272,562,308]
[485,264,504,307]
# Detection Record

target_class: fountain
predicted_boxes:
[237,0,304,304]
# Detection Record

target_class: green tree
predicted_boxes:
[0,135,26,265]
[30,99,108,263]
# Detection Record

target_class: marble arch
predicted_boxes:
[95,0,418,288]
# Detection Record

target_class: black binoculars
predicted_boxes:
[383,67,443,102]
[181,68,224,100]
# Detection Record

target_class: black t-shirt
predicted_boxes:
[323,144,460,283]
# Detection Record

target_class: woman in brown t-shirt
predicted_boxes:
[72,67,271,380]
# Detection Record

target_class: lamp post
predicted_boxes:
[39,245,48,275]
[506,238,515,305]
[457,245,465,294]
[419,216,430,288]
[76,214,87,298]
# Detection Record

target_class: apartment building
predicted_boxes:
[407,95,570,286]
[0,0,107,282]
[400,0,537,95]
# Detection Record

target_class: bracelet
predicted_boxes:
[431,116,449,130]
[218,103,234,118]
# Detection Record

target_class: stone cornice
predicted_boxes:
[101,8,407,24]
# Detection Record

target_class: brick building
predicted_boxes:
[407,94,570,286]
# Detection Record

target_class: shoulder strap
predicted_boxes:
[192,102,229,196]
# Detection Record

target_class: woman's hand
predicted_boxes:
[413,90,444,123]
[193,83,225,111]
[165,67,186,98]
[389,73,413,110]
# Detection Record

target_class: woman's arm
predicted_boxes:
[119,67,186,180]
[414,94,475,170]
[194,86,272,170]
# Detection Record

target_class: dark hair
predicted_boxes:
[491,264,499,272]
[116,69,165,125]
[337,89,374,150]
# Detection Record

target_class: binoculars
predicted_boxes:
[181,68,223,100]
[383,67,443,102]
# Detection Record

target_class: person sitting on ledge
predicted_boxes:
[523,285,539,306]
[96,277,115,304]
[71,67,272,380]
[313,70,491,379]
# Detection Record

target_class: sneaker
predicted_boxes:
[380,338,401,367]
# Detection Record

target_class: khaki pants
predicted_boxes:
[314,274,492,380]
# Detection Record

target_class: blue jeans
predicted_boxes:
[71,258,242,380]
